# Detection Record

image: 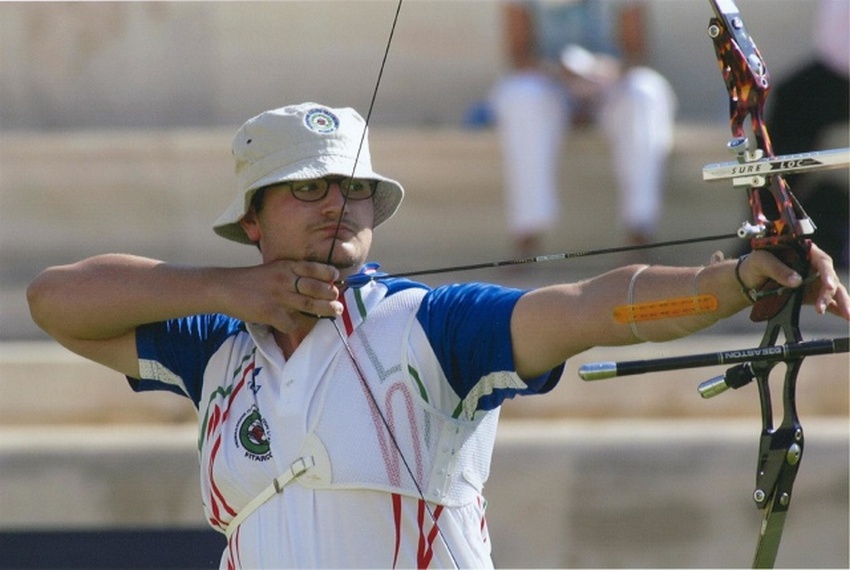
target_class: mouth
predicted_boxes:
[316,222,357,239]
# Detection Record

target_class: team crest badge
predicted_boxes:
[235,406,272,462]
[304,108,339,134]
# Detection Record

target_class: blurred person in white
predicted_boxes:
[491,0,677,257]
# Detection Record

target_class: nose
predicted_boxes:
[320,180,348,212]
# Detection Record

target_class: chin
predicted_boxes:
[330,254,365,271]
[307,245,365,270]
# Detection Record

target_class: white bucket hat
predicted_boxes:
[213,102,404,244]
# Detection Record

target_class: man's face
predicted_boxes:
[239,179,375,275]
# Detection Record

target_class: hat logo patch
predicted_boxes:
[304,108,339,134]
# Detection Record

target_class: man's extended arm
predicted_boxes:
[510,247,849,379]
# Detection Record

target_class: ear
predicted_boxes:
[239,208,262,244]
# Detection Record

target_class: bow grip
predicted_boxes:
[748,240,812,322]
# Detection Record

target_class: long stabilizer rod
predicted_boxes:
[579,337,849,381]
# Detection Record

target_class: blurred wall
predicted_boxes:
[0,1,817,130]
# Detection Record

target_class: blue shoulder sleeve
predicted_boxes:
[127,314,244,406]
[415,283,562,409]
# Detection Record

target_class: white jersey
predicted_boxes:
[129,264,562,568]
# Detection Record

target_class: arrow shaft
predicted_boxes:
[385,233,738,282]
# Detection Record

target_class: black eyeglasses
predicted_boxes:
[285,176,376,203]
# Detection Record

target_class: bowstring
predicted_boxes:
[323,2,462,567]
[325,0,403,266]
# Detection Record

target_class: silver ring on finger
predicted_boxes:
[294,276,304,296]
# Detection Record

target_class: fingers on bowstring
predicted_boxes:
[291,274,344,318]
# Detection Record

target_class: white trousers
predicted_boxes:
[491,67,676,237]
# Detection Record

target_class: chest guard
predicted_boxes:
[296,285,499,507]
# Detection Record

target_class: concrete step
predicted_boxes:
[2,126,846,424]
[4,125,848,338]
[2,124,759,340]
[1,335,846,425]
[0,123,739,272]
[1,419,846,567]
